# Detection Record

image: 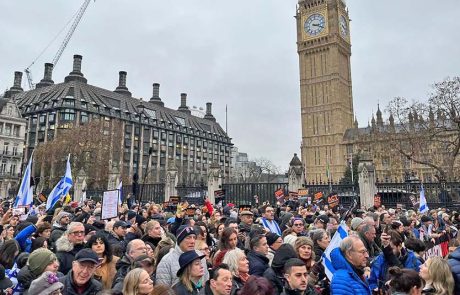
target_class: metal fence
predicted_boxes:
[376,181,460,209]
[304,183,359,207]
[121,183,165,204]
[222,183,289,205]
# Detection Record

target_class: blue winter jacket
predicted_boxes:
[447,247,460,295]
[15,224,36,253]
[368,249,421,291]
[330,247,371,295]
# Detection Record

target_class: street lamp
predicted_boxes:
[134,101,145,206]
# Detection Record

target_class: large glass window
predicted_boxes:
[80,112,89,124]
[59,109,75,121]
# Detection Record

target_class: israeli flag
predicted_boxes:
[13,152,34,208]
[419,183,429,214]
[117,180,122,205]
[322,221,349,281]
[46,154,73,211]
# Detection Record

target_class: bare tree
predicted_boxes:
[34,119,123,190]
[386,77,460,181]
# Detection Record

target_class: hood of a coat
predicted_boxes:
[271,244,298,270]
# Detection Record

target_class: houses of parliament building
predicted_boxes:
[296,0,454,184]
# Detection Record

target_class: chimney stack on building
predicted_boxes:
[36,63,55,88]
[7,71,24,96]
[114,71,132,97]
[178,93,191,114]
[149,83,164,106]
[65,54,87,83]
[203,102,216,122]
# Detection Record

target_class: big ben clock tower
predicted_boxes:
[297,0,354,183]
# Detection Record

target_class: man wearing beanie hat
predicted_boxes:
[265,233,282,266]
[263,244,298,294]
[16,248,59,292]
[351,217,364,232]
[28,271,63,295]
[50,211,71,250]
[155,225,209,286]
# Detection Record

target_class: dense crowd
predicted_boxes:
[1,196,460,295]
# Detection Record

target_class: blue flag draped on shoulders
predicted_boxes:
[419,183,429,214]
[46,154,73,211]
[13,152,34,208]
[322,221,349,281]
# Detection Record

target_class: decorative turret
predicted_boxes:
[354,116,358,129]
[149,83,164,106]
[408,111,414,130]
[64,55,87,83]
[36,63,55,88]
[376,104,383,128]
[114,71,132,97]
[371,114,376,130]
[429,107,435,127]
[389,113,395,131]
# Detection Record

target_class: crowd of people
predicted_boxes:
[1,195,460,295]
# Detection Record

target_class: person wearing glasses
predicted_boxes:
[330,235,372,295]
[59,249,102,295]
[195,239,212,270]
[55,222,86,275]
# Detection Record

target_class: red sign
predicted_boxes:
[274,188,285,201]
[327,194,339,208]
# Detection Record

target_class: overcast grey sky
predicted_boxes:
[1,1,459,171]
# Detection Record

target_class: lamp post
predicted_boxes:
[134,102,145,206]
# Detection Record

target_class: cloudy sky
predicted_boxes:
[1,0,459,171]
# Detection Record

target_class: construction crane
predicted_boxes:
[24,0,93,89]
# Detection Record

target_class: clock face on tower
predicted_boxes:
[304,13,326,37]
[339,15,348,37]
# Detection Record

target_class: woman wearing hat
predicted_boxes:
[16,248,60,293]
[173,250,206,295]
[28,271,63,295]
[294,236,315,273]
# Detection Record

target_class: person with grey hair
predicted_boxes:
[222,248,249,295]
[330,235,371,294]
[358,224,381,260]
[55,222,86,274]
[310,229,330,262]
[112,239,147,292]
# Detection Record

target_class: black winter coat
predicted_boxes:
[111,255,132,292]
[59,270,102,295]
[247,250,269,276]
[55,237,85,275]
[263,267,284,295]
[230,276,245,295]
[448,247,460,295]
[173,281,204,295]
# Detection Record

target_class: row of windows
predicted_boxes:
[0,124,21,137]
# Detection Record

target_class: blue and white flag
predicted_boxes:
[46,154,73,211]
[117,180,122,205]
[419,183,429,214]
[322,221,349,281]
[13,152,34,208]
